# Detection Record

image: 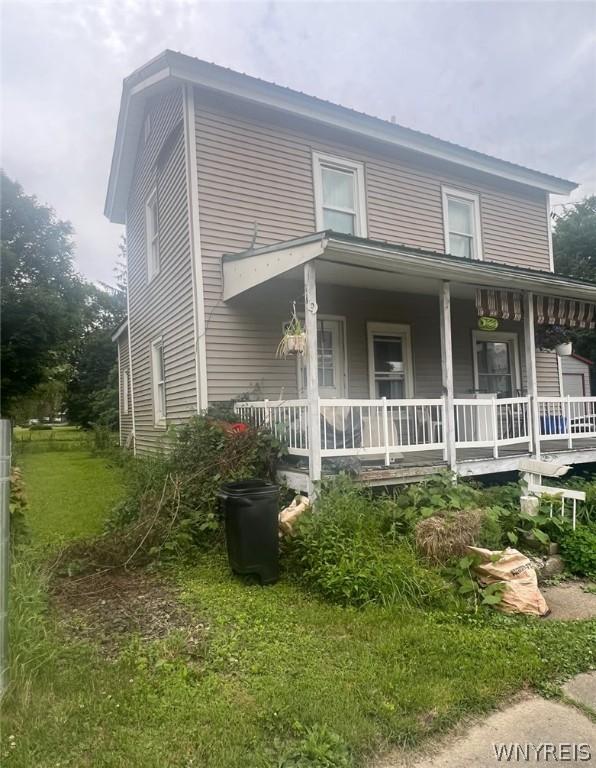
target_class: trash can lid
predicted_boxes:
[220,479,278,497]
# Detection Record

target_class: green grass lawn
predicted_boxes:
[17,449,123,544]
[3,449,596,768]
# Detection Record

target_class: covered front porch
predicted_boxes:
[224,231,596,492]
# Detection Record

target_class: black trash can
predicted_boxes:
[219,479,280,585]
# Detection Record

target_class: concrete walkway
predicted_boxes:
[541,581,596,620]
[376,674,596,767]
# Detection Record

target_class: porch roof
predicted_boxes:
[222,230,596,303]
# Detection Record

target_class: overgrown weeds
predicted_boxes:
[57,416,284,571]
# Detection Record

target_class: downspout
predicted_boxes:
[182,82,209,412]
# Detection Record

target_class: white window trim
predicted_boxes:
[122,368,129,415]
[151,337,167,427]
[441,186,483,261]
[294,314,348,398]
[146,185,160,282]
[366,322,414,399]
[312,151,368,237]
[472,330,521,394]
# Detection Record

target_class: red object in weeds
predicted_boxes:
[230,422,249,434]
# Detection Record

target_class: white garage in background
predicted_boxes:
[562,354,593,396]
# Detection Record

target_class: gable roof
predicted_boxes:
[105,50,577,224]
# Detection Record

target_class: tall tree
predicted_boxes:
[64,274,126,429]
[1,171,85,416]
[553,196,596,387]
[553,196,596,282]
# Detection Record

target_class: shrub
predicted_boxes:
[289,477,453,609]
[558,524,596,578]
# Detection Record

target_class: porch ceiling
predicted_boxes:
[222,230,596,303]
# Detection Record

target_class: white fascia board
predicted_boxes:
[223,238,327,301]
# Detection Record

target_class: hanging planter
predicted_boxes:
[535,324,573,356]
[276,304,307,358]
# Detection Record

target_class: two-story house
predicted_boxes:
[107,50,596,493]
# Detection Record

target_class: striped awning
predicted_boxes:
[475,288,596,328]
[534,295,595,329]
[475,288,523,321]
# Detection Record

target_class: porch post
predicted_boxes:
[439,281,457,473]
[304,261,321,495]
[523,292,541,459]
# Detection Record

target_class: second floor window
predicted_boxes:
[313,152,367,237]
[442,187,482,260]
[146,186,160,281]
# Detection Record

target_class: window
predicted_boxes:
[122,369,129,415]
[442,187,482,260]
[151,339,166,425]
[144,112,152,143]
[473,331,520,396]
[313,152,367,237]
[298,317,346,398]
[367,323,413,399]
[146,186,160,281]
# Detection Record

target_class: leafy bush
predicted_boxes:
[289,477,453,610]
[558,524,596,578]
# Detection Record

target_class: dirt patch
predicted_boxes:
[51,568,208,660]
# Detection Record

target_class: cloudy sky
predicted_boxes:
[2,0,595,284]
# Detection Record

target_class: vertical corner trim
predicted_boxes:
[124,212,137,455]
[183,83,209,412]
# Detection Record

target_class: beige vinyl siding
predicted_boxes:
[192,87,554,403]
[126,87,197,453]
[118,331,133,446]
[536,351,562,398]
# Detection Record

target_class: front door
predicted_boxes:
[473,332,520,396]
[300,318,346,398]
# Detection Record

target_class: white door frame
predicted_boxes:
[297,314,348,398]
[472,330,521,394]
[367,322,414,399]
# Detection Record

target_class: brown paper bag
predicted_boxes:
[467,546,549,617]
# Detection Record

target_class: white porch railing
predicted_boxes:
[538,397,596,448]
[319,398,445,461]
[454,397,531,457]
[235,400,309,455]
[235,395,596,465]
[236,397,445,462]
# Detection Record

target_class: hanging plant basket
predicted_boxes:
[535,324,573,354]
[276,303,307,358]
